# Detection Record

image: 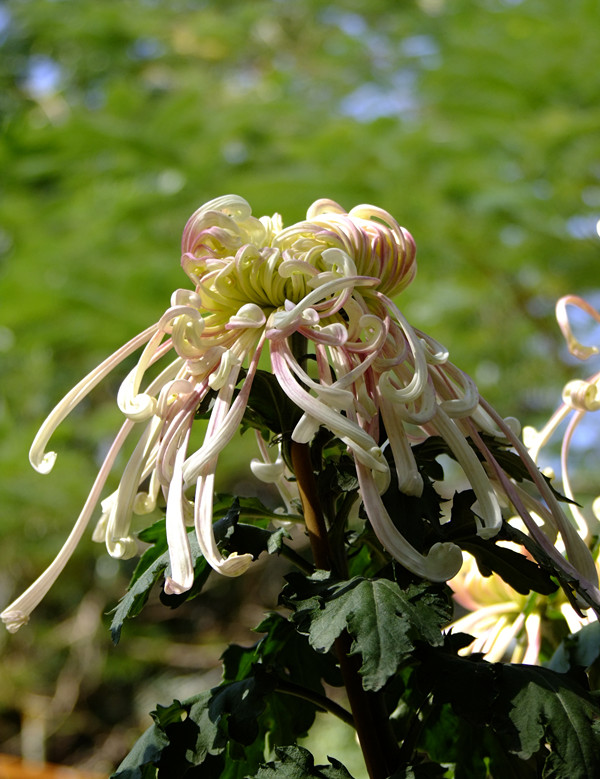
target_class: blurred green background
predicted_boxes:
[1,0,599,773]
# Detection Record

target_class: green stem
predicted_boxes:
[274,677,355,728]
[278,542,315,576]
[290,441,401,779]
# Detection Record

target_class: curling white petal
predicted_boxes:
[207,349,241,390]
[194,472,253,576]
[164,429,194,594]
[271,344,385,471]
[433,406,502,539]
[292,414,322,444]
[183,337,264,484]
[226,303,267,329]
[356,462,463,581]
[117,330,166,421]
[250,458,286,483]
[2,420,135,632]
[380,396,423,497]
[30,326,158,474]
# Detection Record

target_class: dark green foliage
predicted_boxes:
[110,498,288,642]
[416,641,600,779]
[548,620,600,675]
[111,616,344,777]
[241,369,303,437]
[251,745,355,778]
[282,573,452,691]
[108,424,600,776]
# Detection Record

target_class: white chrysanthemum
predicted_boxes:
[3,197,599,633]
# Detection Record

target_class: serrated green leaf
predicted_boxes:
[494,663,600,776]
[212,493,300,524]
[252,745,355,778]
[461,537,557,596]
[548,621,600,674]
[283,574,451,691]
[110,722,167,779]
[222,612,342,745]
[110,501,288,642]
[420,644,600,777]
[110,699,193,779]
[109,521,211,644]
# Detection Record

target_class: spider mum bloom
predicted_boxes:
[450,551,543,664]
[449,296,600,663]
[525,295,600,542]
[2,196,599,632]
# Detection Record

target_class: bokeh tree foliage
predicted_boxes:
[1,0,599,772]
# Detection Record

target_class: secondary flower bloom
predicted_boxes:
[525,295,600,542]
[450,551,543,664]
[451,295,600,663]
[2,197,599,632]
[450,547,598,665]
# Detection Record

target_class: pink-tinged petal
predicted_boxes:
[355,462,463,581]
[560,410,593,540]
[30,325,159,474]
[432,407,502,539]
[2,420,135,632]
[478,397,600,603]
[556,295,600,361]
[225,303,266,330]
[182,336,265,485]
[194,472,253,576]
[379,396,423,497]
[268,272,378,336]
[278,341,354,409]
[270,343,386,472]
[164,428,195,595]
[298,322,348,346]
[377,304,429,405]
[104,418,163,557]
[117,331,169,421]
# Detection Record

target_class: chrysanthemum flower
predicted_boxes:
[525,295,600,542]
[450,295,600,663]
[2,196,599,633]
[450,551,543,664]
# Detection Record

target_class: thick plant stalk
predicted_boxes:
[290,441,401,779]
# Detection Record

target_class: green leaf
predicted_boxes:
[212,493,300,524]
[108,520,211,644]
[241,369,302,436]
[189,676,275,759]
[222,613,342,745]
[110,698,207,779]
[439,488,557,597]
[548,621,600,674]
[110,717,168,779]
[461,536,557,596]
[112,672,279,777]
[282,573,451,691]
[494,663,600,776]
[416,702,491,779]
[252,745,355,778]
[110,501,285,643]
[419,643,600,778]
[387,762,449,779]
